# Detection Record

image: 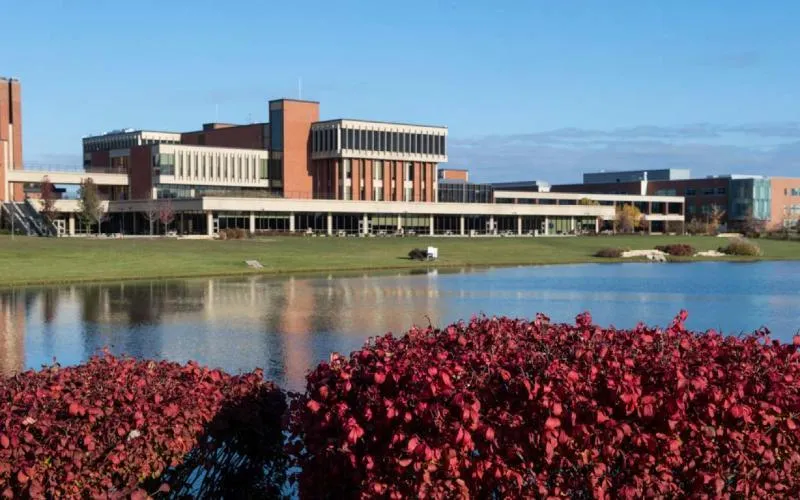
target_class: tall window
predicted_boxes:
[374,160,383,180]
[260,159,268,179]
[404,187,412,202]
[374,186,383,201]
[405,162,414,181]
[344,159,352,179]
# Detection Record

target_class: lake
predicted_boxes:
[1,262,798,391]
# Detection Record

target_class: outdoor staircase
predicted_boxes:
[1,200,57,237]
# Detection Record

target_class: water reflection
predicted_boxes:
[1,263,798,391]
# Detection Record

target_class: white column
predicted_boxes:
[571,217,576,233]
[595,217,600,234]
[517,216,523,235]
[206,212,214,237]
[362,213,369,235]
[397,214,403,232]
[489,215,495,234]
[459,215,465,236]
[289,212,295,232]
[68,214,75,236]
[249,212,255,234]
[327,213,333,235]
[544,216,549,235]
[429,215,435,236]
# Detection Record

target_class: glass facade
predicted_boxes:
[438,182,494,203]
[729,178,772,220]
[269,109,283,151]
[325,126,446,156]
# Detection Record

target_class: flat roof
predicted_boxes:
[313,118,448,129]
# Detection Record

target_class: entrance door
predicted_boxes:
[54,219,66,237]
[212,218,219,234]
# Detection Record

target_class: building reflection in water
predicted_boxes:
[0,271,449,390]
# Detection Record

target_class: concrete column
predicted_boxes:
[289,212,295,232]
[595,218,600,234]
[68,214,75,236]
[517,216,522,235]
[544,216,549,235]
[648,219,653,234]
[459,215,465,236]
[206,212,214,237]
[429,215,435,236]
[571,217,576,233]
[249,212,255,234]
[397,214,403,232]
[362,213,369,235]
[489,215,495,234]
[327,213,333,235]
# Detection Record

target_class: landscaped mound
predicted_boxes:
[655,244,696,256]
[594,247,627,258]
[0,354,286,498]
[720,238,763,257]
[291,312,800,498]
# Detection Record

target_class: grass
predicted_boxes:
[0,234,798,287]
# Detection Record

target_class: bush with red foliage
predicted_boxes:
[0,354,286,498]
[655,244,696,256]
[291,312,800,498]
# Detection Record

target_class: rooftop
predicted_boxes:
[313,118,448,129]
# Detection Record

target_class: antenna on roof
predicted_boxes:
[298,77,302,100]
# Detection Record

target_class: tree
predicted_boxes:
[578,197,599,206]
[144,199,159,236]
[40,176,57,226]
[78,178,104,235]
[614,204,643,233]
[686,218,707,235]
[159,200,175,235]
[741,207,766,236]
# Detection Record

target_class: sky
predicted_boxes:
[2,0,800,183]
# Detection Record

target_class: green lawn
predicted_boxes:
[0,235,798,287]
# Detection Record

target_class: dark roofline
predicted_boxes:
[312,118,448,129]
[440,168,468,172]
[82,129,182,139]
[269,98,321,104]
[182,122,268,135]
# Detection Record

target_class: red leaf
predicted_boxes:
[68,402,81,416]
[544,417,561,430]
[306,400,321,413]
[16,471,29,484]
[0,434,8,449]
[407,437,419,452]
[374,372,386,385]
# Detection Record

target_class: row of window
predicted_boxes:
[685,187,726,196]
[341,159,429,183]
[84,137,179,153]
[785,188,800,196]
[153,153,275,182]
[312,127,446,156]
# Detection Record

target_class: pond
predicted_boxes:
[1,262,798,391]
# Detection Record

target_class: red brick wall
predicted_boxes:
[425,163,434,202]
[352,158,361,200]
[770,177,800,229]
[0,83,7,201]
[439,168,468,182]
[90,151,110,169]
[394,161,403,201]
[10,81,23,201]
[413,163,421,201]
[364,159,373,201]
[129,146,153,200]
[281,101,319,199]
[181,124,266,149]
[0,79,24,201]
[383,161,392,201]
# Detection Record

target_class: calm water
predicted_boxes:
[1,262,799,391]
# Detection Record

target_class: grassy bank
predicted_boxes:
[0,235,798,287]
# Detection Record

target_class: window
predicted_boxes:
[354,129,361,150]
[716,187,726,195]
[343,159,352,179]
[439,135,446,156]
[702,188,715,196]
[404,187,412,202]
[260,158,268,179]
[374,160,383,180]
[686,188,696,196]
[366,130,374,150]
[405,162,414,182]
[374,186,383,201]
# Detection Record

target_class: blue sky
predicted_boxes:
[2,0,800,183]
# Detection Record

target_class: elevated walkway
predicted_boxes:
[6,169,128,186]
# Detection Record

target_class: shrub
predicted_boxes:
[0,354,286,498]
[408,248,428,261]
[721,238,762,257]
[594,247,626,258]
[655,244,696,256]
[290,312,800,498]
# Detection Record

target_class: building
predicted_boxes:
[0,77,23,202]
[2,77,685,237]
[583,168,691,184]
[553,170,800,231]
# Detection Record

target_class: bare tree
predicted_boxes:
[40,176,57,226]
[159,200,175,235]
[143,199,159,236]
[741,207,766,235]
[706,204,726,235]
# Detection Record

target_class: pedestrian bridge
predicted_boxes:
[5,169,128,186]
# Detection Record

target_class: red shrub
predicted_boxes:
[655,244,696,256]
[0,354,285,498]
[291,312,800,499]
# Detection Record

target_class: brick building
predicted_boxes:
[0,77,23,202]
